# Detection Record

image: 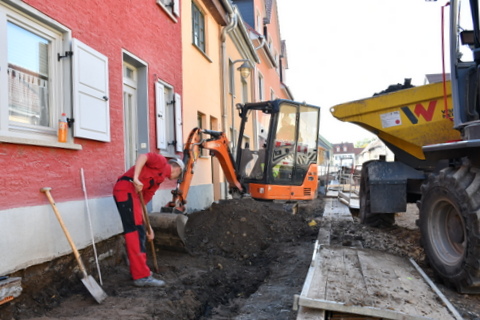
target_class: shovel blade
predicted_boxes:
[81,275,107,304]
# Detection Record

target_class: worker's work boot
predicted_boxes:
[133,275,166,287]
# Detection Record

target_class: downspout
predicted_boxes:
[254,35,266,51]
[220,6,237,200]
[221,9,237,135]
[254,36,266,101]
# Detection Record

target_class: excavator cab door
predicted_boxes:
[236,99,321,201]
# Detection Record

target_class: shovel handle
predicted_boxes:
[138,192,159,273]
[138,192,152,231]
[41,187,88,278]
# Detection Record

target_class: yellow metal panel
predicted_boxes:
[330,81,461,160]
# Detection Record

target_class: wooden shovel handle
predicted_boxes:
[138,192,159,273]
[41,187,88,277]
[138,192,152,231]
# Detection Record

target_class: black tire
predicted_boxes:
[419,163,480,293]
[359,162,395,228]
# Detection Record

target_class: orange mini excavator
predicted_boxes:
[150,99,321,249]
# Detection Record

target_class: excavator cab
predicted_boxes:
[236,99,321,201]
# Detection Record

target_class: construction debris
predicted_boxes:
[0,277,22,306]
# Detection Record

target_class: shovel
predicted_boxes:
[138,192,159,273]
[40,187,107,304]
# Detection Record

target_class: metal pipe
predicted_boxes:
[220,6,237,200]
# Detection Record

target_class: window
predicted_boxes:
[228,60,234,94]
[0,5,65,143]
[256,11,262,33]
[192,2,205,52]
[0,3,109,147]
[197,112,208,156]
[258,73,264,101]
[155,81,182,155]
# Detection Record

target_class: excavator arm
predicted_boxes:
[163,128,244,212]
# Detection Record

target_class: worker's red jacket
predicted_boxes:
[118,152,172,203]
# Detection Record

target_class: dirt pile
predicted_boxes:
[186,199,317,259]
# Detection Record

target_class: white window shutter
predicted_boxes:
[174,93,183,152]
[72,38,110,142]
[173,0,180,16]
[155,82,167,150]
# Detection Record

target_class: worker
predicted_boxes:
[276,115,297,142]
[113,153,184,287]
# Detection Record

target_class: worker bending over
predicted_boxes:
[113,152,184,287]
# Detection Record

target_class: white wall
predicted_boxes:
[0,197,121,275]
[1,184,214,276]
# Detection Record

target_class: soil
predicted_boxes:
[2,198,480,320]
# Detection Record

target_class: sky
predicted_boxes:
[276,0,451,144]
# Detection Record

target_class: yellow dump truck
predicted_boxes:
[330,0,480,294]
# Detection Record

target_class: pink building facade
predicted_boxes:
[0,0,183,275]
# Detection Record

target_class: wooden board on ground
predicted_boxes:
[323,198,353,222]
[338,191,359,210]
[294,246,458,320]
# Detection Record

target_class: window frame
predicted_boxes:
[191,2,206,53]
[258,72,264,101]
[0,2,79,149]
[197,111,208,157]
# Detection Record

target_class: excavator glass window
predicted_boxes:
[236,99,320,194]
[239,111,271,180]
[272,104,298,184]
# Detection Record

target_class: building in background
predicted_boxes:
[357,138,394,165]
[332,142,362,169]
[180,0,258,207]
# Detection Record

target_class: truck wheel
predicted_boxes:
[419,164,480,293]
[359,162,395,228]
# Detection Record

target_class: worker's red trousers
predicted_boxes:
[113,181,150,280]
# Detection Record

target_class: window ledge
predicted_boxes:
[0,136,82,150]
[156,1,178,23]
[192,44,213,63]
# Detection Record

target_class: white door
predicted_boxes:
[123,63,138,169]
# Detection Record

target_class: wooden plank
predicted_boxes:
[296,247,457,320]
[297,296,432,320]
[323,198,353,222]
[326,190,339,198]
[338,191,359,209]
[410,259,463,320]
[317,220,331,246]
[356,250,456,319]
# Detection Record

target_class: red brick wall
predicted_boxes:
[0,0,182,209]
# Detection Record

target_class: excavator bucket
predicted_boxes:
[149,211,188,251]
